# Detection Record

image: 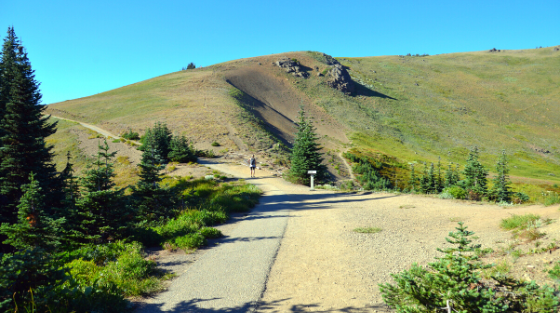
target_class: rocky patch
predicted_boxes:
[327,64,355,94]
[276,57,309,78]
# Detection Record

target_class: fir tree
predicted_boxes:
[0,173,64,250]
[436,157,443,192]
[139,122,172,161]
[168,135,197,163]
[76,140,128,243]
[0,27,61,224]
[427,162,436,193]
[463,146,488,198]
[409,163,417,192]
[286,107,328,185]
[419,162,430,194]
[491,150,512,203]
[133,146,173,221]
[445,163,459,187]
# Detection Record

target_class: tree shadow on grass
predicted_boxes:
[134,297,393,312]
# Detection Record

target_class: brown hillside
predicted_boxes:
[46,52,348,152]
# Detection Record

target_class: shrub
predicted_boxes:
[500,214,541,231]
[174,233,206,250]
[442,186,467,199]
[211,141,220,147]
[199,227,222,239]
[544,192,560,206]
[379,222,559,312]
[121,129,140,140]
[513,191,530,204]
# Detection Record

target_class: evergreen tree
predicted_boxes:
[445,163,459,187]
[187,62,196,70]
[75,140,128,243]
[427,162,436,193]
[491,150,512,203]
[0,173,64,250]
[168,135,197,163]
[286,107,328,185]
[435,157,443,192]
[133,146,173,221]
[408,163,417,192]
[139,122,172,162]
[462,146,488,198]
[0,27,61,224]
[419,162,430,194]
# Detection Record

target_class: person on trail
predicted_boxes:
[249,155,256,177]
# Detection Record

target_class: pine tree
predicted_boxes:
[286,107,328,185]
[0,27,61,224]
[0,173,64,250]
[75,140,128,243]
[491,150,512,203]
[445,163,458,187]
[133,146,173,221]
[463,146,488,198]
[168,135,197,163]
[427,162,436,193]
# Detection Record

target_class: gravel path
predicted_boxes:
[135,160,335,312]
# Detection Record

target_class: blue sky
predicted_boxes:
[2,0,558,104]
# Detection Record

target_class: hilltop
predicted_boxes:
[46,46,560,185]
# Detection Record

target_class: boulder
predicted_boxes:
[327,64,355,94]
[276,57,309,78]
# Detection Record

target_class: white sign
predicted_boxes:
[308,170,317,174]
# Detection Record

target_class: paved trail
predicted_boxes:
[136,160,332,312]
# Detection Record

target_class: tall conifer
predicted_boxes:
[491,150,512,202]
[0,27,60,224]
[76,140,128,243]
[463,146,488,197]
[133,146,173,221]
[0,173,64,250]
[286,107,328,185]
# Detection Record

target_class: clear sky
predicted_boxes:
[2,0,558,104]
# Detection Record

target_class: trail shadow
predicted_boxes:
[134,297,393,312]
[353,82,398,100]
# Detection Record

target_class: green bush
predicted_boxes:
[121,129,140,140]
[211,141,220,147]
[174,233,206,250]
[500,214,541,231]
[442,186,467,199]
[65,242,161,298]
[379,222,559,312]
[544,192,560,206]
[513,191,530,203]
[199,227,222,239]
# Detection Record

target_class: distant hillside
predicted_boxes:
[46,46,560,183]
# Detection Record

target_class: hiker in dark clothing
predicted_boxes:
[249,155,256,177]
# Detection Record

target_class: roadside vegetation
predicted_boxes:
[381,223,559,312]
[0,28,261,312]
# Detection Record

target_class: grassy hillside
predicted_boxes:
[46,46,560,186]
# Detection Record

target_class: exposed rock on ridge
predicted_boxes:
[276,58,309,78]
[327,64,355,95]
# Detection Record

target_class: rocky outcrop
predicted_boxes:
[327,64,355,94]
[276,58,309,78]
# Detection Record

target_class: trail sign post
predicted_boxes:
[308,170,317,190]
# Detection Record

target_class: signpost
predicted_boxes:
[308,170,317,190]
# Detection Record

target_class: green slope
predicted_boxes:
[298,48,560,182]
